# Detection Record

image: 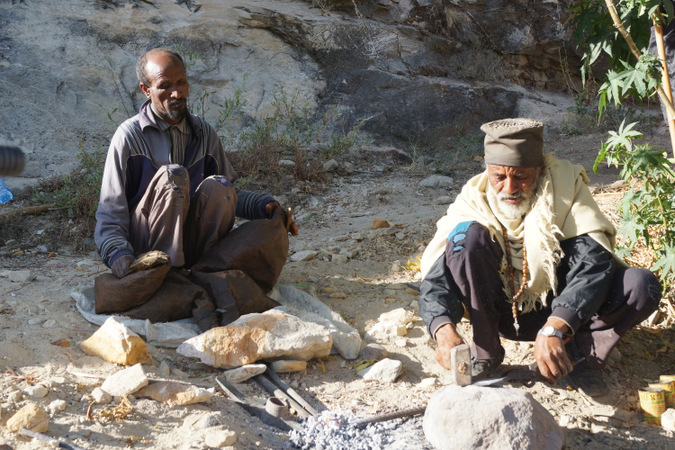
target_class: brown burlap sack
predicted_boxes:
[119,270,209,323]
[94,261,171,314]
[190,205,291,292]
[190,269,280,328]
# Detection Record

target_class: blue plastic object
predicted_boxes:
[0,177,13,203]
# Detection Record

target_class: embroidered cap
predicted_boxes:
[481,118,544,167]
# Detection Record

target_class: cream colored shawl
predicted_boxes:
[420,153,616,313]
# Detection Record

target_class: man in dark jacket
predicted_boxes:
[418,118,661,396]
[95,48,297,278]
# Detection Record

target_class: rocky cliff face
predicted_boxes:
[0,0,576,181]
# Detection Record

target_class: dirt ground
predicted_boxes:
[1,124,674,449]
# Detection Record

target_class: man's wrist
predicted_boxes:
[541,317,571,336]
[537,325,564,339]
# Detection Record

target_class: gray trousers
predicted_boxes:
[129,164,237,268]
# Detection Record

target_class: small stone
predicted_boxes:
[419,174,454,189]
[278,159,296,167]
[435,195,454,205]
[135,381,212,406]
[100,363,148,397]
[290,250,318,262]
[203,427,238,447]
[662,408,675,432]
[358,358,403,383]
[24,384,48,399]
[394,338,407,347]
[418,378,438,389]
[28,317,44,325]
[8,270,34,283]
[322,159,339,172]
[270,360,307,373]
[171,368,188,379]
[77,429,92,437]
[191,412,222,429]
[6,403,49,433]
[331,254,348,264]
[91,387,112,404]
[42,319,57,328]
[158,360,171,378]
[370,219,390,229]
[360,343,388,361]
[48,399,67,414]
[49,376,66,386]
[7,390,23,403]
[223,364,267,383]
[350,233,363,241]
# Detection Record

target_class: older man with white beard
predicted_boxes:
[417,118,661,396]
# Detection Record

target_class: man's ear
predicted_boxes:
[139,82,151,98]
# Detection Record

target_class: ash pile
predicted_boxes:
[289,410,432,450]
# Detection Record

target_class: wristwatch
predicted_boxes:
[537,325,564,339]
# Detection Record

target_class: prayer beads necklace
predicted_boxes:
[501,225,528,336]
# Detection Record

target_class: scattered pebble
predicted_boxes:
[7,390,22,403]
[158,360,171,378]
[332,254,348,264]
[370,219,390,229]
[91,387,112,404]
[203,427,238,447]
[291,250,318,262]
[48,399,67,414]
[24,384,48,399]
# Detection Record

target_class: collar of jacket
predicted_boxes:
[137,99,203,135]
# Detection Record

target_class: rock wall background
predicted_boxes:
[0,0,578,183]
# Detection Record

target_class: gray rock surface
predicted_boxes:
[1,0,575,190]
[423,385,563,450]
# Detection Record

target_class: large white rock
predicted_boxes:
[423,385,563,450]
[270,284,362,360]
[177,310,332,369]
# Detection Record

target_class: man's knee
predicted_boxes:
[445,222,493,258]
[198,176,236,197]
[627,268,662,313]
[162,164,190,195]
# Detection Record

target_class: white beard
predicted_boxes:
[487,184,536,220]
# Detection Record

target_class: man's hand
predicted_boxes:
[534,318,573,384]
[434,323,466,370]
[111,255,135,278]
[265,202,299,236]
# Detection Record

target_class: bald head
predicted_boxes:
[137,48,189,125]
[136,48,185,87]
